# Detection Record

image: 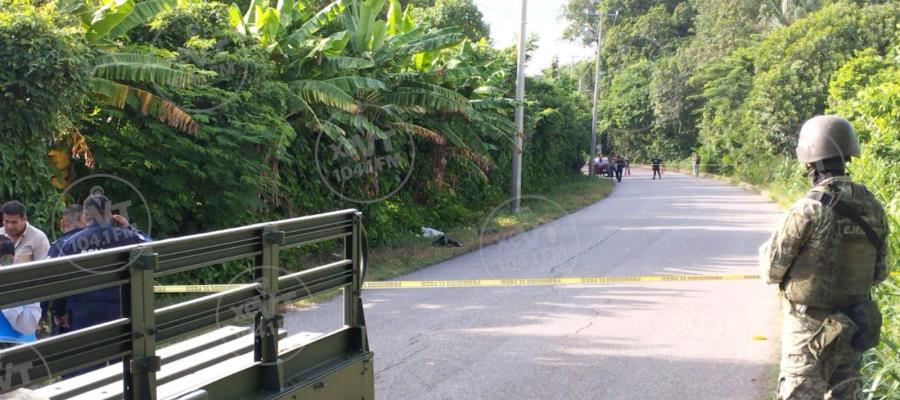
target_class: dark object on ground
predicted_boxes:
[433,235,462,247]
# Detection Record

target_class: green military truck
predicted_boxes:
[0,209,373,399]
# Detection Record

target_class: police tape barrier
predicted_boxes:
[155,284,242,293]
[359,274,762,289]
[154,271,899,293]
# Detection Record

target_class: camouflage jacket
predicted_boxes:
[759,176,890,292]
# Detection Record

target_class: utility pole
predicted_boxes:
[511,0,526,213]
[588,9,618,177]
[574,56,582,94]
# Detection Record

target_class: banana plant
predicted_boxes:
[334,0,514,186]
[230,0,349,57]
[228,0,367,132]
[42,0,210,188]
[353,0,465,69]
[71,0,210,134]
[230,0,510,188]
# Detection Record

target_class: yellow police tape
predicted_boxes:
[154,271,900,293]
[360,274,762,289]
[155,284,246,293]
[151,273,800,293]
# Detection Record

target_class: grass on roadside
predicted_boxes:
[364,175,614,282]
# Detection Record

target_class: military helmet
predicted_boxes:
[796,115,860,163]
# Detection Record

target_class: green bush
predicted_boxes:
[0,0,590,250]
[829,46,900,398]
[0,2,88,141]
[697,2,900,170]
[0,2,89,225]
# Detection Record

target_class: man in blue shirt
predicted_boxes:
[47,204,84,335]
[48,205,85,258]
[53,194,151,333]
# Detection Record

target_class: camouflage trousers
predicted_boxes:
[778,298,863,400]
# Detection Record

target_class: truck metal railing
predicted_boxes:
[0,209,372,399]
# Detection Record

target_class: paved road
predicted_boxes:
[286,168,785,400]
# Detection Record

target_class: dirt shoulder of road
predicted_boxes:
[366,176,615,282]
[666,166,794,208]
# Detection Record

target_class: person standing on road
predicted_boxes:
[651,156,663,180]
[624,155,631,176]
[691,153,701,177]
[607,155,615,178]
[614,155,625,182]
[759,115,890,400]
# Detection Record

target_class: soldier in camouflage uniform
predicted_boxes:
[759,115,890,400]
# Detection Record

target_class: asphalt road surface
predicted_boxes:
[285,168,786,400]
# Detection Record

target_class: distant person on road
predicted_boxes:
[0,234,40,349]
[624,155,631,176]
[759,115,890,400]
[53,194,152,334]
[691,153,701,177]
[614,155,625,182]
[650,156,663,180]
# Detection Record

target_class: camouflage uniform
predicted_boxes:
[760,176,890,400]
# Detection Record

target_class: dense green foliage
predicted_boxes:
[411,0,489,42]
[829,43,900,396]
[563,0,899,395]
[1,0,591,273]
[0,2,88,219]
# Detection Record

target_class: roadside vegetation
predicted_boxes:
[1,0,595,269]
[2,0,612,336]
